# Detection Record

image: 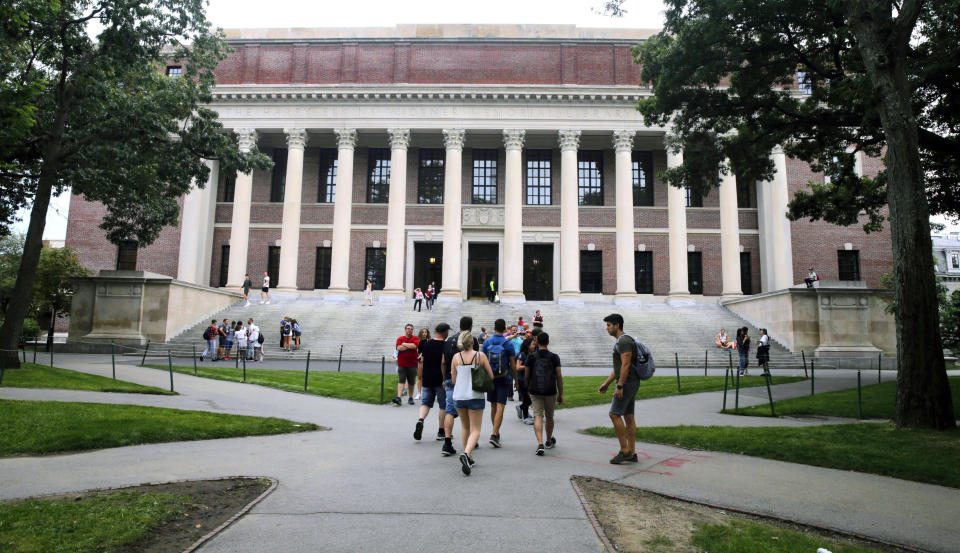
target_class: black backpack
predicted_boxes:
[527,351,557,396]
[202,327,211,340]
[257,332,265,345]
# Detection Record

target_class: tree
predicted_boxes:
[631,0,956,429]
[32,246,90,347]
[0,1,272,368]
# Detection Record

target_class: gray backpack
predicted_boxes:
[615,335,655,380]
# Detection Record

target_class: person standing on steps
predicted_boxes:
[362,278,374,306]
[598,313,640,465]
[507,325,523,402]
[393,323,420,405]
[413,287,424,312]
[235,321,247,358]
[488,278,496,302]
[260,272,271,304]
[414,323,450,442]
[245,318,258,361]
[451,331,494,475]
[737,326,751,376]
[532,310,544,329]
[481,318,517,448]
[525,332,562,456]
[441,316,479,457]
[292,319,301,350]
[242,274,252,307]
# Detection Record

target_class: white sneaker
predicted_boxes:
[266,300,270,304]
[414,393,421,400]
[244,302,250,307]
[259,300,264,304]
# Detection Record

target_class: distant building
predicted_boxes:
[933,233,960,294]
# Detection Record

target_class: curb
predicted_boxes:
[182,476,279,553]
[569,476,617,553]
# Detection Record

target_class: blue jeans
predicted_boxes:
[421,385,446,409]
[201,339,217,358]
[456,398,486,410]
[444,380,458,417]
[738,353,749,375]
[246,342,254,359]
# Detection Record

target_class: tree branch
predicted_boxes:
[893,0,924,47]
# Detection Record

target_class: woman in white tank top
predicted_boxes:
[451,330,493,475]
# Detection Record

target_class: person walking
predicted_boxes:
[481,319,517,448]
[413,287,423,312]
[200,319,218,361]
[507,325,523,402]
[362,278,374,306]
[245,318,258,360]
[415,327,430,400]
[425,284,434,310]
[414,323,450,442]
[441,317,479,457]
[393,324,420,405]
[525,332,562,456]
[242,274,252,307]
[515,329,539,424]
[737,327,751,376]
[757,328,770,377]
[451,331,494,475]
[487,278,496,302]
[598,313,641,465]
[260,272,271,304]
[533,310,544,329]
[292,319,301,350]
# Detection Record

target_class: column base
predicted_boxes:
[437,288,463,303]
[614,293,643,306]
[273,287,301,296]
[378,289,407,303]
[666,292,695,306]
[499,290,526,304]
[557,291,583,305]
[324,288,352,302]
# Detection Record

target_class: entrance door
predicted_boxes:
[468,243,498,299]
[523,244,554,301]
[413,243,443,292]
[687,252,703,294]
[740,252,752,295]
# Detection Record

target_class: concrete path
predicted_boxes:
[1,356,957,553]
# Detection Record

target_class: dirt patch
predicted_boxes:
[572,476,913,553]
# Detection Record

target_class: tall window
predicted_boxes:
[220,176,235,202]
[165,65,182,77]
[219,245,230,287]
[797,70,812,94]
[367,148,391,203]
[270,148,288,203]
[736,176,752,208]
[314,246,332,289]
[418,148,445,204]
[364,247,387,290]
[580,251,603,293]
[116,240,138,270]
[685,186,703,208]
[577,151,604,206]
[267,246,281,287]
[838,250,861,281]
[632,151,654,206]
[317,149,337,203]
[526,149,552,205]
[472,149,498,204]
[635,251,653,294]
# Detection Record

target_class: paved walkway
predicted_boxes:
[1,356,958,552]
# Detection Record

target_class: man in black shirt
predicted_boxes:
[414,323,450,442]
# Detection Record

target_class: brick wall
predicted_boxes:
[348,230,389,290]
[523,207,561,227]
[687,209,721,229]
[687,234,723,296]
[740,235,762,294]
[296,230,333,289]
[579,233,617,295]
[635,233,670,295]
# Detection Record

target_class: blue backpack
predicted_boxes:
[484,336,511,379]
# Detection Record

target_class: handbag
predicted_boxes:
[471,362,495,393]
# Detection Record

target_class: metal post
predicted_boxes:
[811,358,815,396]
[193,344,198,375]
[704,350,708,377]
[0,353,6,386]
[49,340,53,367]
[141,340,151,367]
[304,351,311,391]
[675,352,681,392]
[801,350,808,378]
[242,354,246,383]
[33,339,37,364]
[337,344,343,372]
[235,344,239,369]
[111,341,116,380]
[380,355,386,403]
[167,350,174,392]
[722,368,730,411]
[878,352,882,384]
[857,370,863,420]
[734,370,741,411]
[20,339,25,364]
[765,371,776,417]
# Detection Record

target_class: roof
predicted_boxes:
[223,24,659,43]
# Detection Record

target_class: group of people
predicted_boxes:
[716,327,770,376]
[200,317,264,362]
[393,312,646,476]
[240,272,272,307]
[412,283,438,311]
[278,316,301,351]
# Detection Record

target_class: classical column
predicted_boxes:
[719,164,743,296]
[177,159,217,285]
[613,130,637,299]
[382,128,409,299]
[666,146,690,297]
[768,146,794,289]
[276,128,307,291]
[226,128,257,288]
[501,129,526,303]
[439,129,465,302]
[558,129,582,303]
[326,128,356,299]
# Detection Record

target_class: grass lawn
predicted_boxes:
[146,365,804,408]
[0,400,318,456]
[730,376,960,419]
[691,519,881,553]
[582,423,960,488]
[0,491,188,553]
[0,363,173,395]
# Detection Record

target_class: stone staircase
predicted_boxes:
[156,295,809,369]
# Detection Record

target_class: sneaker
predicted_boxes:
[545,437,556,449]
[468,456,476,467]
[392,396,401,406]
[259,300,264,304]
[459,453,472,475]
[408,397,415,405]
[244,302,250,307]
[414,420,423,441]
[441,441,456,457]
[436,429,445,441]
[265,300,270,304]
[610,451,629,465]
[625,453,639,463]
[489,434,501,448]
[515,405,523,420]
[536,444,545,456]
[199,355,204,361]
[522,417,534,425]
[414,393,421,400]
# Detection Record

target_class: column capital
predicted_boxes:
[283,128,308,150]
[558,129,581,152]
[612,130,635,153]
[442,128,466,150]
[502,129,526,150]
[388,128,411,149]
[235,128,258,152]
[334,128,357,149]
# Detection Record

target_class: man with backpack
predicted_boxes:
[441,316,479,457]
[599,313,654,465]
[524,332,562,456]
[481,318,517,448]
[200,319,218,361]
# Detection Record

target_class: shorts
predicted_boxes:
[421,385,446,409]
[486,377,511,404]
[261,287,269,293]
[455,398,486,410]
[225,340,234,349]
[609,379,641,417]
[530,394,557,419]
[397,365,417,386]
[243,288,250,295]
[444,381,458,417]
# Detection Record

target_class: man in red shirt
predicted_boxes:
[394,323,420,405]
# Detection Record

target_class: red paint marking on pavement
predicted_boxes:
[549,455,674,476]
[584,439,713,459]
[659,457,693,468]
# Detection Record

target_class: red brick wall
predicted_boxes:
[634,208,668,228]
[523,207,561,227]
[579,207,616,227]
[740,235,762,294]
[739,210,758,230]
[209,228,230,286]
[635,233,670,295]
[352,205,388,225]
[297,230,333,289]
[301,205,335,225]
[688,234,722,296]
[687,209,720,229]
[406,206,443,226]
[215,205,233,224]
[348,230,389,290]
[579,233,617,295]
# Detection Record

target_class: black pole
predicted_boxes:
[242,354,246,383]
[304,350,311,391]
[380,355,385,403]
[765,371,775,417]
[33,339,37,364]
[49,338,53,367]
[675,352,681,392]
[704,350,708,377]
[722,368,730,411]
[878,352,882,384]
[20,339,25,364]
[0,352,6,386]
[734,369,741,412]
[857,370,863,420]
[801,350,808,378]
[167,350,174,392]
[337,344,343,373]
[111,341,116,380]
[811,358,815,396]
[193,344,198,375]
[141,340,151,367]
[235,344,239,369]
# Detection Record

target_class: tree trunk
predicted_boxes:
[847,0,956,429]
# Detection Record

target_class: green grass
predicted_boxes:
[0,491,189,553]
[692,519,881,553]
[730,376,960,419]
[582,423,960,488]
[0,399,318,456]
[559,375,806,409]
[0,363,173,395]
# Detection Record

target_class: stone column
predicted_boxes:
[177,159,218,285]
[276,128,307,291]
[768,146,795,289]
[558,129,582,303]
[666,146,690,297]
[439,129,465,302]
[719,164,743,296]
[326,128,357,299]
[613,130,637,300]
[226,128,257,288]
[501,129,526,303]
[382,128,409,300]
